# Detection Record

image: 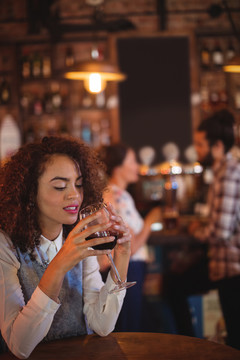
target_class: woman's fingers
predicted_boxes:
[105,202,116,216]
[77,219,112,243]
[117,231,132,244]
[106,203,126,225]
[71,211,105,235]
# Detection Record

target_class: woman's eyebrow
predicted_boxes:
[50,176,69,182]
[50,175,83,182]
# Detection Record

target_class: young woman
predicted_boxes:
[0,136,131,359]
[99,143,161,332]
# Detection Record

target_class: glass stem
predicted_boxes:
[107,253,122,284]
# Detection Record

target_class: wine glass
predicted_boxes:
[79,203,136,294]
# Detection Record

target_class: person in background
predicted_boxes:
[0,136,131,359]
[192,109,240,349]
[164,109,240,350]
[99,143,161,332]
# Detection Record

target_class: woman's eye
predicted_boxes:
[54,186,66,191]
[76,184,83,188]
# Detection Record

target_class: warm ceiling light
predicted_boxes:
[223,54,240,73]
[64,60,126,93]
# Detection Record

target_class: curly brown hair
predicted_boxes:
[0,136,106,256]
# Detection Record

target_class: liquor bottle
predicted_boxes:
[82,89,93,108]
[33,95,43,116]
[44,91,53,114]
[210,90,220,108]
[65,47,75,68]
[81,120,92,145]
[212,42,224,69]
[200,42,211,69]
[91,44,104,61]
[225,41,236,62]
[32,52,42,78]
[20,92,31,113]
[42,54,52,78]
[95,90,105,108]
[91,121,101,148]
[71,115,81,138]
[21,50,31,79]
[0,78,11,105]
[100,118,111,145]
[51,82,62,111]
[200,86,211,113]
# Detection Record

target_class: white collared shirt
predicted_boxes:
[0,231,125,359]
[40,231,62,262]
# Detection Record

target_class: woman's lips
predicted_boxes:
[63,205,79,214]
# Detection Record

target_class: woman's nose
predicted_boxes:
[67,188,82,200]
[67,193,78,200]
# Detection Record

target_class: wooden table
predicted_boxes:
[1,333,239,360]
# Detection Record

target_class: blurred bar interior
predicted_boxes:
[1,0,240,344]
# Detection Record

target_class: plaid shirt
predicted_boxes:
[196,153,240,281]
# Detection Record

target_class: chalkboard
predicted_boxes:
[117,36,192,164]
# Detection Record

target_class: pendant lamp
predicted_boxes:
[223,54,240,73]
[64,59,126,94]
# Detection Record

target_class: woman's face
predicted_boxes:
[117,149,139,184]
[37,154,83,235]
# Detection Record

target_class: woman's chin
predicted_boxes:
[129,176,139,184]
[64,216,79,225]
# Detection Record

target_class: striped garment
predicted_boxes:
[195,153,240,281]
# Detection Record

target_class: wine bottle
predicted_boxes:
[21,50,31,79]
[91,121,101,148]
[50,82,62,111]
[20,92,31,113]
[210,90,220,107]
[225,41,236,62]
[200,42,211,69]
[0,78,11,105]
[42,54,52,78]
[100,118,111,145]
[212,42,224,69]
[32,52,42,78]
[44,91,53,114]
[65,47,75,68]
[81,120,92,144]
[33,96,43,116]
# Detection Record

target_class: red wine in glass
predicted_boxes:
[86,231,118,250]
[80,202,136,293]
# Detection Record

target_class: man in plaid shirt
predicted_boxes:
[193,109,240,349]
[164,109,240,349]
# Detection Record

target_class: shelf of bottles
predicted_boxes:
[0,44,21,149]
[0,46,17,107]
[18,41,113,147]
[198,36,240,117]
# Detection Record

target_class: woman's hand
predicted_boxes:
[39,212,115,302]
[54,212,115,274]
[106,202,131,256]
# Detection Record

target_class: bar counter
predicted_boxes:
[1,333,239,360]
[148,214,206,246]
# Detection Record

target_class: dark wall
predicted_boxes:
[117,36,192,164]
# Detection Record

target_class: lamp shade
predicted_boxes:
[64,60,126,93]
[223,54,240,73]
